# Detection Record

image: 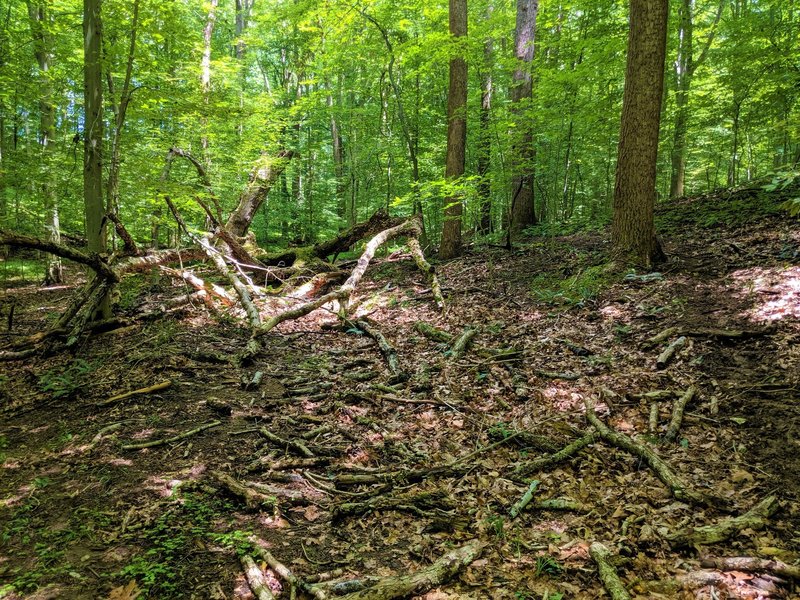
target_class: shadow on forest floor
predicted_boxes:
[1,186,799,599]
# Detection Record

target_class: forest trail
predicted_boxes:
[1,188,799,599]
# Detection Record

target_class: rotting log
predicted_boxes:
[656,336,687,369]
[449,326,478,359]
[160,267,235,306]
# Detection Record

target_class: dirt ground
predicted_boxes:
[1,188,799,599]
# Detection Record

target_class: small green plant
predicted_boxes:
[38,359,95,399]
[485,514,506,539]
[531,265,614,307]
[534,555,563,578]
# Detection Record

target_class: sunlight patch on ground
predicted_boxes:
[541,385,583,412]
[732,266,800,321]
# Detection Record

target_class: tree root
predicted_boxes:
[259,427,315,458]
[584,397,726,510]
[589,542,631,600]
[665,495,779,546]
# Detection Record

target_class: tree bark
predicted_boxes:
[200,0,218,168]
[439,0,468,260]
[27,1,64,284]
[508,0,539,235]
[611,0,668,267]
[476,4,494,235]
[106,0,139,224]
[84,0,111,318]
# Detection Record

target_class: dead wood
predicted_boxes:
[332,463,472,487]
[656,336,687,368]
[259,427,315,458]
[209,470,276,511]
[535,497,590,512]
[106,212,139,255]
[0,230,118,281]
[700,556,800,580]
[331,490,455,521]
[641,570,782,595]
[664,385,697,442]
[648,402,659,434]
[513,432,600,480]
[414,321,453,343]
[99,380,172,407]
[509,480,540,518]
[331,539,485,600]
[353,319,405,381]
[226,150,294,237]
[589,542,631,600]
[160,267,235,306]
[406,237,444,310]
[311,208,400,259]
[250,543,326,600]
[240,555,275,600]
[665,495,779,546]
[115,248,207,274]
[449,326,478,359]
[121,420,221,450]
[584,397,726,509]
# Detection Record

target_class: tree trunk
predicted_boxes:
[27,1,64,284]
[611,0,668,267]
[476,5,494,235]
[509,0,539,235]
[84,0,110,318]
[106,0,139,227]
[201,0,218,168]
[439,0,467,260]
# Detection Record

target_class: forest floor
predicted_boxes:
[1,187,799,600]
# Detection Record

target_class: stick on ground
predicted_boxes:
[589,542,631,600]
[664,385,697,442]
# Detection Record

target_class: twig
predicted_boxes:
[98,380,172,406]
[259,428,314,458]
[513,432,599,479]
[210,470,276,510]
[509,480,540,519]
[122,420,221,450]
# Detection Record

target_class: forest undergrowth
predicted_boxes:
[1,186,799,599]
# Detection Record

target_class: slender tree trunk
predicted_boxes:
[509,0,539,235]
[328,82,347,224]
[106,0,139,229]
[201,0,218,168]
[27,1,63,284]
[439,0,467,259]
[84,0,110,317]
[611,0,668,267]
[476,4,494,235]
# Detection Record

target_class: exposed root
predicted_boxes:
[665,495,779,546]
[590,542,631,600]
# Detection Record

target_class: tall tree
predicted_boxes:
[612,0,668,267]
[476,1,494,235]
[669,0,722,198]
[508,0,538,235]
[84,0,110,318]
[439,0,468,260]
[26,1,63,284]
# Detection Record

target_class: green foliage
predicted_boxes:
[534,555,563,578]
[530,265,614,307]
[38,359,95,399]
[0,259,46,286]
[112,492,249,598]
